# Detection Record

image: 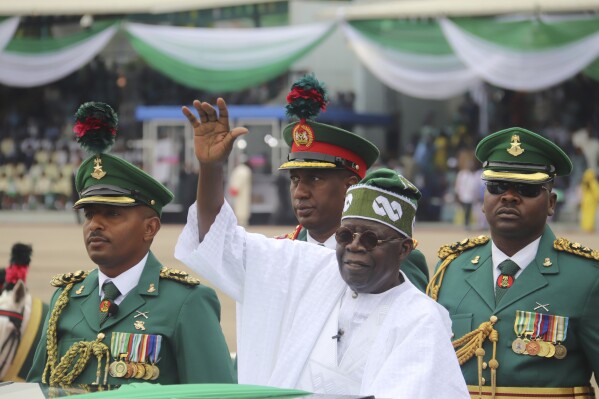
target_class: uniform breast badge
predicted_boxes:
[134,320,146,330]
[100,299,111,313]
[497,273,515,289]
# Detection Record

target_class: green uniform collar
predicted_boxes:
[461,225,558,312]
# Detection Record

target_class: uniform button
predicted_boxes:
[482,362,487,369]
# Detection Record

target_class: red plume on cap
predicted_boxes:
[285,74,328,122]
[73,102,118,154]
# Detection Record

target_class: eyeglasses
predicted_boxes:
[485,181,550,198]
[335,227,402,251]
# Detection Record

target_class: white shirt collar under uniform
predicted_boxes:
[97,252,149,305]
[491,237,541,292]
[307,232,337,249]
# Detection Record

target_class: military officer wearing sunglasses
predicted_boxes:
[175,97,469,398]
[428,127,599,399]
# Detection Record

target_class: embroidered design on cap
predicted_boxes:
[292,123,314,148]
[507,134,524,157]
[343,193,353,212]
[91,156,107,180]
[372,196,403,222]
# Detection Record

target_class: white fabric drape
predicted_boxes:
[342,22,481,99]
[0,24,117,87]
[125,21,335,70]
[440,17,599,91]
[0,17,19,52]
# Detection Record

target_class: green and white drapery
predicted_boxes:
[1,14,599,98]
[344,14,599,99]
[0,17,335,92]
[440,15,599,91]
[0,17,19,52]
[125,21,335,92]
[341,20,481,99]
[0,18,118,87]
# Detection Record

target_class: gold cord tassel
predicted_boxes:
[42,284,75,384]
[42,279,111,385]
[426,253,458,300]
[49,339,109,385]
[452,316,498,399]
[476,347,485,399]
[489,329,499,399]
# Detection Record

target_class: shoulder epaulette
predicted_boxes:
[554,238,599,261]
[274,224,302,240]
[159,267,201,286]
[50,270,90,287]
[438,235,490,259]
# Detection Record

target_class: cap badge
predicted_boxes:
[91,155,107,180]
[507,134,524,157]
[292,122,314,148]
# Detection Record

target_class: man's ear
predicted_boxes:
[345,174,359,189]
[144,216,161,242]
[398,238,414,263]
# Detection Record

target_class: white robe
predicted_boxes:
[175,201,469,399]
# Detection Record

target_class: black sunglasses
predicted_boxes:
[335,227,402,251]
[485,181,550,198]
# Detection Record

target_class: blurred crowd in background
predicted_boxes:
[1,60,599,232]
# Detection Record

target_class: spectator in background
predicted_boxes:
[227,154,253,227]
[454,157,482,230]
[580,168,599,233]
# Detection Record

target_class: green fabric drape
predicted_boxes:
[70,383,311,399]
[126,25,334,92]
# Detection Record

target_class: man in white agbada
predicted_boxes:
[175,98,469,399]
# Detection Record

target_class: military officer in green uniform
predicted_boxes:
[428,127,599,399]
[27,102,235,386]
[277,75,429,291]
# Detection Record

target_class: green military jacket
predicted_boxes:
[27,252,235,385]
[291,225,429,292]
[433,225,599,388]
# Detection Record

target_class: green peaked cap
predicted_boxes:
[342,168,421,238]
[278,74,379,178]
[74,153,174,216]
[72,101,173,216]
[475,127,572,183]
[280,121,380,179]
